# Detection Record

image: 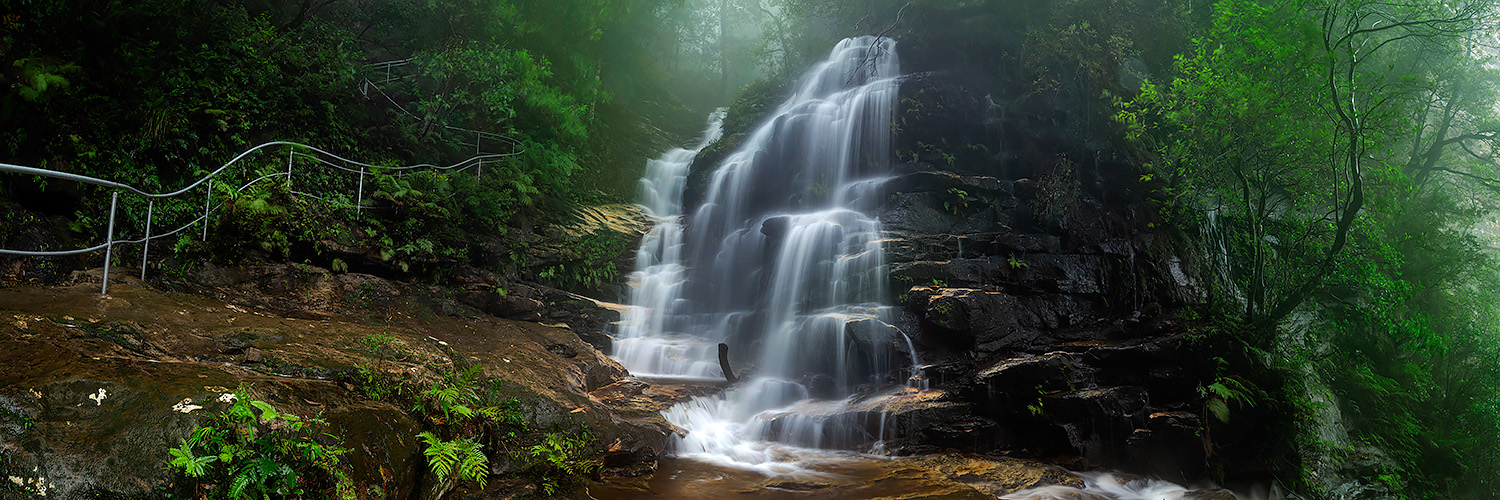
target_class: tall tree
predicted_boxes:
[1118,0,1495,339]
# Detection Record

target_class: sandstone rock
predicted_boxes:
[902,453,1083,496]
[456,289,545,320]
[843,318,900,349]
[0,280,668,498]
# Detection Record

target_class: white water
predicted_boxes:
[612,108,727,379]
[613,36,913,470]
[1003,473,1220,500]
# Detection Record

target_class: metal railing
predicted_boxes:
[0,140,523,294]
[359,58,513,157]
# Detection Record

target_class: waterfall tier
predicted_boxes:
[614,36,917,468]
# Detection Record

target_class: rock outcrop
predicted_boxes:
[864,69,1217,482]
[0,269,675,499]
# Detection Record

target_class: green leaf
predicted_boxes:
[1206,398,1231,423]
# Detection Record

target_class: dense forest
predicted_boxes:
[2,0,1500,499]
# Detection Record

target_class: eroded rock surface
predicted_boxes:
[0,273,677,498]
[871,68,1219,483]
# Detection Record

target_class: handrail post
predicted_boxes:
[203,179,212,241]
[102,191,118,295]
[287,146,294,191]
[477,158,483,179]
[140,200,153,281]
[475,130,482,155]
[356,169,364,217]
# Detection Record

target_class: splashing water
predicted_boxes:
[1002,472,1241,500]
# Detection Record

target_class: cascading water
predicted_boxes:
[613,36,914,469]
[612,108,726,379]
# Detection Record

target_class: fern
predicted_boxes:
[163,388,351,499]
[418,432,489,489]
[527,430,598,494]
[228,473,252,499]
[166,439,217,477]
[1199,376,1260,423]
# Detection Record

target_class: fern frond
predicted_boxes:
[457,439,489,488]
[250,400,279,423]
[229,473,251,499]
[1206,398,1231,423]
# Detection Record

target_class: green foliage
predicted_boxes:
[1109,0,1500,495]
[1020,0,1192,135]
[357,334,399,358]
[354,364,402,402]
[417,432,489,490]
[539,229,633,293]
[1199,373,1259,424]
[1007,254,1029,270]
[163,390,354,500]
[722,78,790,136]
[527,430,600,496]
[407,365,551,493]
[12,58,80,102]
[351,333,414,402]
[1030,155,1080,224]
[1026,385,1048,417]
[2,0,664,283]
[418,366,494,425]
[943,188,969,215]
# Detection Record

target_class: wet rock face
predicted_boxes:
[0,277,671,498]
[881,70,1215,481]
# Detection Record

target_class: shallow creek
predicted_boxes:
[591,453,1243,500]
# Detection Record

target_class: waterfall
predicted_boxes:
[612,109,726,378]
[614,36,911,468]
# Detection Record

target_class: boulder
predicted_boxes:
[906,287,1040,352]
[977,352,1095,395]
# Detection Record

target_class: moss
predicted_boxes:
[681,78,792,212]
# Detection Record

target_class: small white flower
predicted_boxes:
[172,398,204,414]
[87,389,106,406]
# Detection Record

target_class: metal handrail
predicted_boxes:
[359,58,523,156]
[0,138,522,294]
